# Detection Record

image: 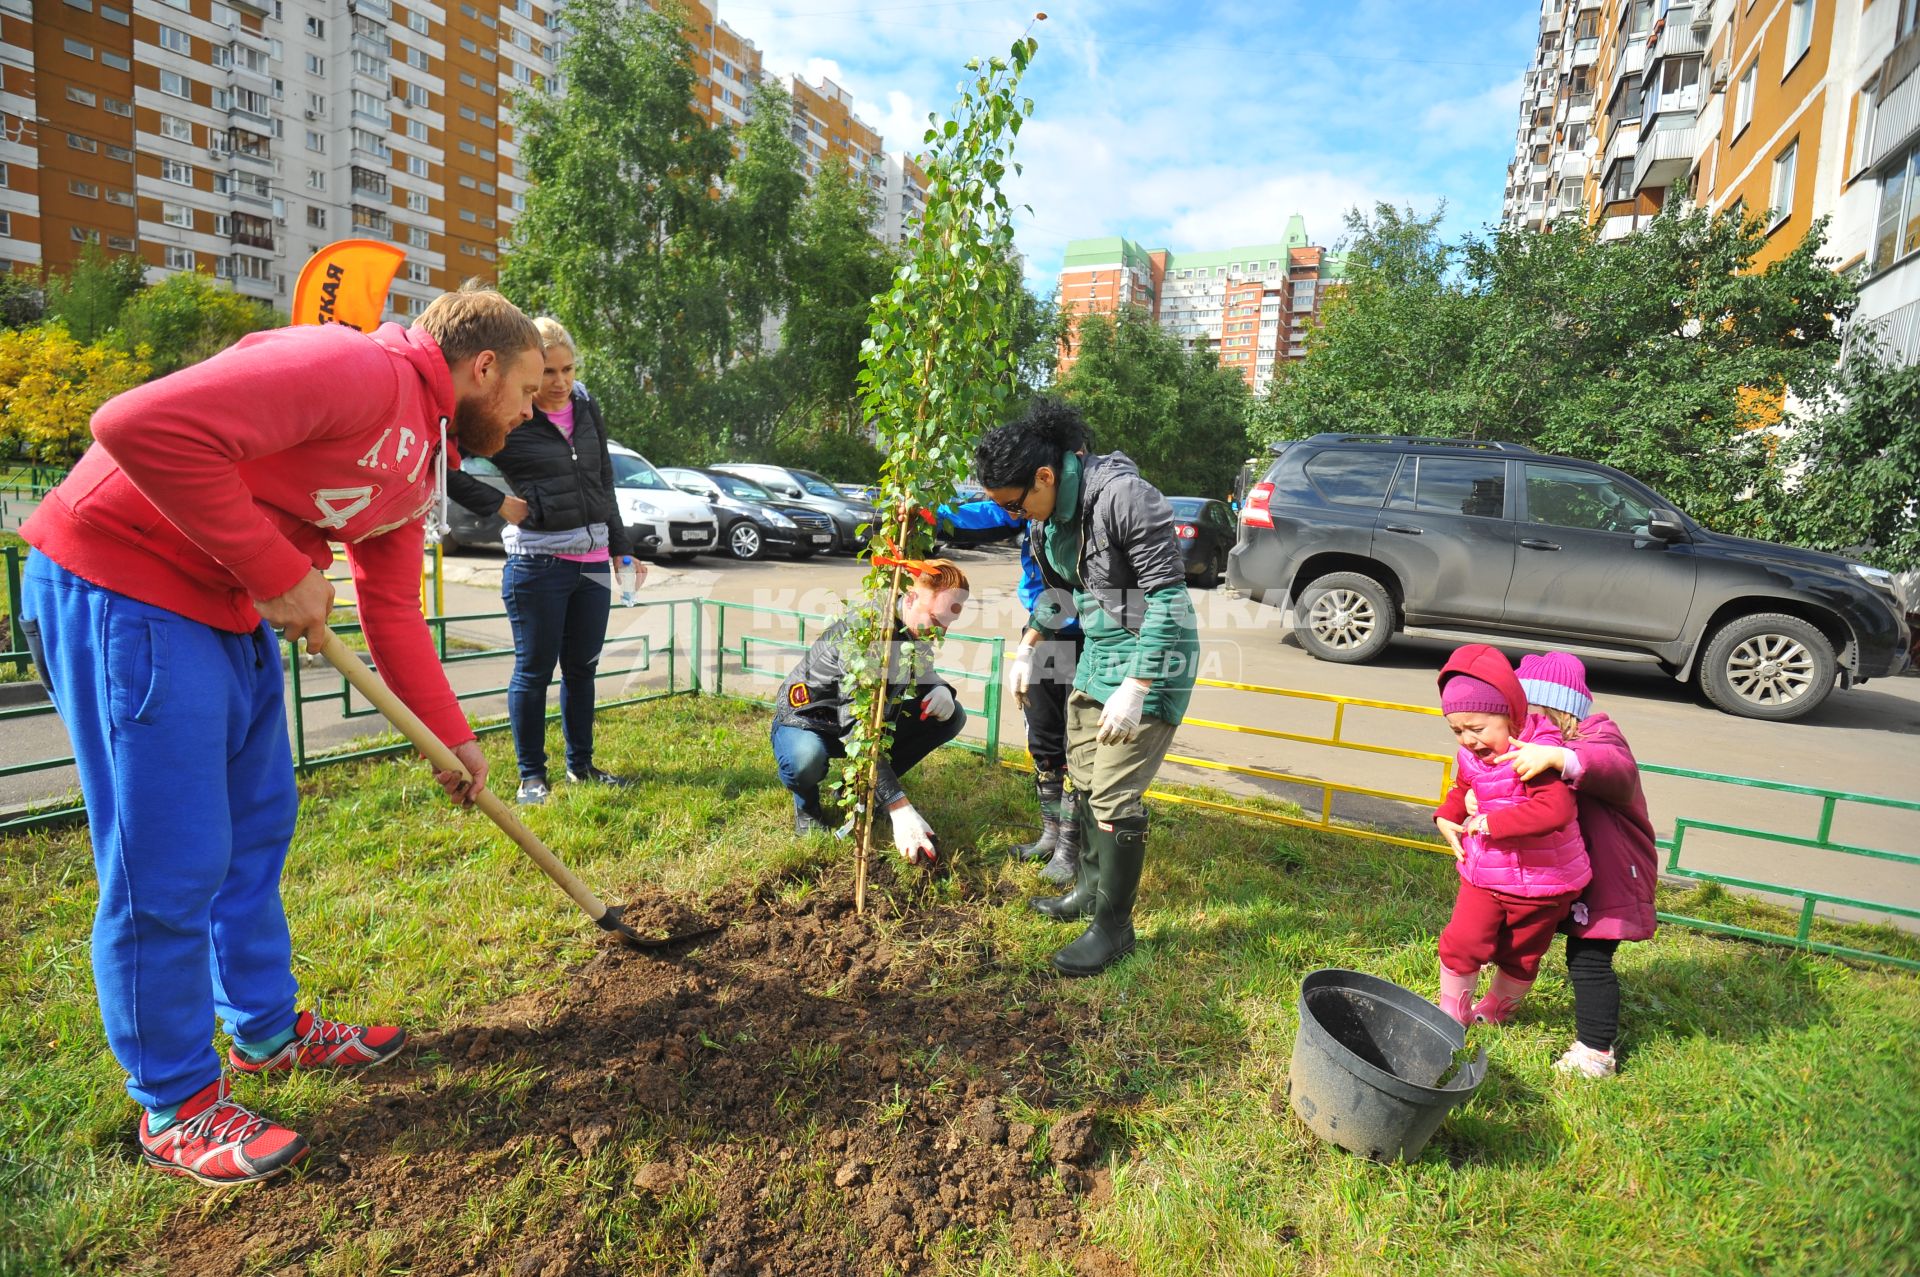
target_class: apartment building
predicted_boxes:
[5,0,921,320]
[1504,0,1920,362]
[1056,216,1343,394]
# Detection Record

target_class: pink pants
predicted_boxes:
[1439,882,1580,981]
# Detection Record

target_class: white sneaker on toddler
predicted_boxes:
[1554,1040,1617,1078]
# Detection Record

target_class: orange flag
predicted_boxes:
[291,239,407,331]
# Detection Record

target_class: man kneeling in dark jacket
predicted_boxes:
[771,559,971,862]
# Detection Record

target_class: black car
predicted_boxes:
[1229,434,1912,721]
[659,467,838,561]
[1168,497,1235,587]
[713,464,876,554]
[442,454,509,550]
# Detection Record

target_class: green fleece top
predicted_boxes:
[1032,452,1199,724]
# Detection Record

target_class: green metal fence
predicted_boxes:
[1640,762,1920,971]
[2,543,30,681]
[700,598,1006,763]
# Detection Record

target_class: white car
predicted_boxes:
[609,443,719,561]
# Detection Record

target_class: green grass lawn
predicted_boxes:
[2,696,1916,1276]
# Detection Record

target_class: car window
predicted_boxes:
[714,473,774,501]
[1305,450,1398,506]
[611,453,669,491]
[1208,503,1231,529]
[794,470,842,498]
[1168,498,1205,519]
[1524,462,1652,534]
[461,456,503,477]
[1409,457,1506,519]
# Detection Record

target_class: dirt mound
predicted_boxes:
[148,857,1110,1276]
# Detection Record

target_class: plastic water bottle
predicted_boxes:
[615,556,639,608]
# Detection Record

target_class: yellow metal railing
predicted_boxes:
[1005,677,1455,855]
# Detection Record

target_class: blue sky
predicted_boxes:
[718,0,1541,283]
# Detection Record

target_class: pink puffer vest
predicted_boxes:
[1457,713,1592,898]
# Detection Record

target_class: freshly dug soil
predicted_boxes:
[146,857,1111,1276]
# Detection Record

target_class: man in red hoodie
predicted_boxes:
[19,284,544,1186]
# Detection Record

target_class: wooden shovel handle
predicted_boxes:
[315,632,612,923]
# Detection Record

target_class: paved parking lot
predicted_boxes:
[7,540,1915,927]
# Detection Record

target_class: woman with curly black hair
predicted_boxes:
[975,399,1199,976]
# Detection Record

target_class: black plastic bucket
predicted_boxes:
[1286,968,1486,1163]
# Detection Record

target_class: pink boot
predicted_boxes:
[1471,971,1534,1025]
[1438,966,1479,1026]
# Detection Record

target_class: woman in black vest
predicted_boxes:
[447,316,640,804]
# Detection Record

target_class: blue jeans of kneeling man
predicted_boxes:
[770,707,967,823]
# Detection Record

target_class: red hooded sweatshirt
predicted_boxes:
[22,321,473,748]
[1433,644,1576,841]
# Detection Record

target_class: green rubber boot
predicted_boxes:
[1029,785,1097,921]
[1049,811,1146,977]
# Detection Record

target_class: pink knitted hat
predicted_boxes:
[1517,652,1593,719]
[1440,673,1510,718]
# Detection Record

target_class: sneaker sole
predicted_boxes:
[141,1142,310,1187]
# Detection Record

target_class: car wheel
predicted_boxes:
[1211,547,1229,588]
[727,522,767,561]
[1295,571,1396,664]
[1699,612,1836,721]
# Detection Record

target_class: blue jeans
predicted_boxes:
[770,707,967,819]
[24,556,300,1110]
[501,554,612,781]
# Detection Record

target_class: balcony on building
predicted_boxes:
[1539,3,1563,33]
[1524,200,1547,228]
[1559,151,1589,180]
[352,15,392,57]
[228,128,272,167]
[231,213,274,253]
[1567,89,1594,125]
[1632,115,1696,193]
[352,205,392,237]
[224,42,272,85]
[225,171,273,208]
[227,92,273,131]
[1651,4,1706,61]
[351,166,390,199]
[1598,213,1643,241]
[1573,35,1600,68]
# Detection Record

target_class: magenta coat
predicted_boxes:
[1562,713,1659,942]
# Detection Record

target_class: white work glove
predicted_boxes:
[1096,678,1152,745]
[1008,640,1036,711]
[888,802,938,864]
[919,685,956,722]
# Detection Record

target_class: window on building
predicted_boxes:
[64,37,95,59]
[1872,141,1920,269]
[67,132,99,153]
[162,202,193,228]
[306,15,325,36]
[459,71,477,87]
[408,9,430,33]
[407,191,429,211]
[0,212,10,237]
[67,86,98,107]
[1770,139,1798,227]
[101,50,131,70]
[408,155,429,177]
[162,158,194,184]
[105,187,133,206]
[407,118,428,141]
[406,46,429,70]
[101,3,128,21]
[408,226,430,247]
[165,246,194,271]
[458,140,477,155]
[307,168,326,190]
[408,83,429,106]
[158,113,192,142]
[104,96,132,117]
[307,129,326,152]
[1734,63,1756,136]
[306,53,325,75]
[458,174,476,188]
[161,70,191,99]
[307,206,327,228]
[69,179,101,199]
[1785,0,1815,71]
[159,25,191,54]
[407,261,431,283]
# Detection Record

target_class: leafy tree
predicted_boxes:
[0,272,44,330]
[1059,306,1252,499]
[43,246,147,345]
[0,325,150,463]
[113,270,277,377]
[840,30,1039,907]
[1781,342,1920,571]
[1256,203,1856,535]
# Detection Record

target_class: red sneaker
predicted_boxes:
[228,1010,408,1074]
[138,1077,309,1186]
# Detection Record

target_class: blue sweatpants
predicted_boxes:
[24,555,301,1111]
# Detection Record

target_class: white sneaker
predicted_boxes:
[1554,1040,1617,1078]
